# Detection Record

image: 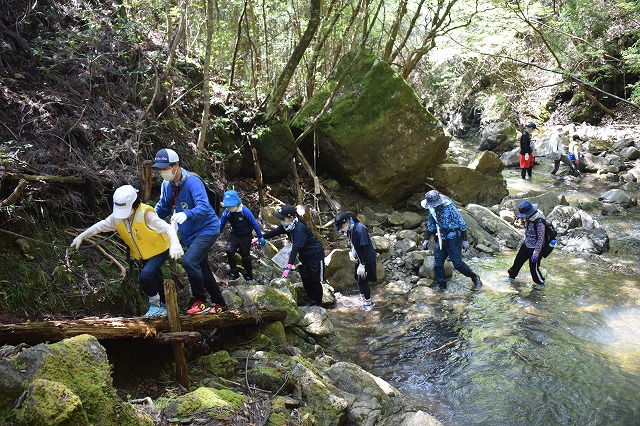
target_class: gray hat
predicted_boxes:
[421,190,447,209]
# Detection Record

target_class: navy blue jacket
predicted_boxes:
[263,220,324,264]
[348,222,376,264]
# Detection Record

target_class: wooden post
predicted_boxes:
[143,160,154,202]
[164,279,189,388]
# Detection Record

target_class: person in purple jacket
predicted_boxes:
[219,190,264,281]
[152,148,226,315]
[508,200,546,289]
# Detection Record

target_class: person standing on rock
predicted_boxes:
[520,122,536,179]
[70,185,184,318]
[568,134,584,173]
[548,126,580,177]
[151,148,227,315]
[334,212,377,311]
[263,205,325,307]
[421,190,482,290]
[508,200,546,289]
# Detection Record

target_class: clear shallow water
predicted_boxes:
[329,167,640,426]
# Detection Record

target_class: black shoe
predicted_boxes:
[550,171,557,175]
[472,275,483,289]
[304,300,317,307]
[228,271,240,280]
[507,269,517,280]
[434,281,447,291]
[243,274,253,281]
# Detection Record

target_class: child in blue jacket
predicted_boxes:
[219,190,265,281]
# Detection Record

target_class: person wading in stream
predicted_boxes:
[334,211,377,311]
[520,122,536,179]
[151,148,227,315]
[71,185,184,317]
[262,205,325,307]
[421,190,482,290]
[508,200,546,289]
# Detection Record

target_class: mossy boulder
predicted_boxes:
[247,365,294,394]
[14,379,89,426]
[200,350,238,380]
[164,387,246,418]
[291,51,449,203]
[7,334,152,426]
[251,121,295,182]
[233,284,301,327]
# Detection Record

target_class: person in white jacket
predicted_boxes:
[70,185,184,317]
[547,126,580,176]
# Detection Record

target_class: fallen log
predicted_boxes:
[0,308,287,345]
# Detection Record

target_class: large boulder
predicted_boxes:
[468,151,506,177]
[3,335,152,426]
[431,164,508,206]
[479,121,517,153]
[291,52,449,202]
[251,121,295,182]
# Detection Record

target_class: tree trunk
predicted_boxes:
[264,0,321,121]
[382,0,408,62]
[229,0,248,88]
[197,0,216,154]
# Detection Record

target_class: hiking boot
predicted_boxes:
[186,300,209,315]
[507,269,517,280]
[434,281,447,291]
[304,300,317,307]
[243,274,253,281]
[471,275,483,289]
[228,271,240,280]
[532,283,545,290]
[209,303,228,314]
[144,304,164,317]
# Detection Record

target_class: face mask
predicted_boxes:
[283,217,297,231]
[341,223,350,233]
[160,167,175,182]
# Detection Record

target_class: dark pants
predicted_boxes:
[508,244,545,285]
[226,232,252,277]
[298,260,324,305]
[434,234,476,285]
[521,167,532,179]
[182,233,225,306]
[552,155,579,176]
[353,261,377,300]
[140,250,170,303]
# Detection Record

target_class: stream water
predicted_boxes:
[329,167,640,425]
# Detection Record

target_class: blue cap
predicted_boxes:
[151,148,179,169]
[222,190,241,207]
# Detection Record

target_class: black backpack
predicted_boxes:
[187,174,222,217]
[535,218,557,257]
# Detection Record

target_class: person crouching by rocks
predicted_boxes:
[71,185,184,317]
[421,190,482,290]
[219,190,265,281]
[334,212,377,311]
[508,200,546,290]
[263,205,325,307]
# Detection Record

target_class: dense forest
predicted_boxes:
[1,0,639,316]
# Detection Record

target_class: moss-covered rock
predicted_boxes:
[200,350,238,380]
[234,284,301,327]
[164,387,246,418]
[14,379,89,426]
[247,365,294,394]
[251,121,295,182]
[291,51,449,203]
[9,335,152,426]
[262,321,288,345]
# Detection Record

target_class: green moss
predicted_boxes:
[262,322,287,345]
[200,350,238,379]
[14,379,89,426]
[171,387,246,417]
[266,411,289,426]
[247,366,292,394]
[28,335,148,426]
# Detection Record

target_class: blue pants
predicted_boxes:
[434,234,475,284]
[182,233,225,306]
[140,250,170,303]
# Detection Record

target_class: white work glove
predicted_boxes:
[349,247,357,263]
[71,232,89,249]
[356,263,366,278]
[462,240,470,251]
[422,239,429,250]
[524,153,530,161]
[169,242,184,260]
[171,212,187,225]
